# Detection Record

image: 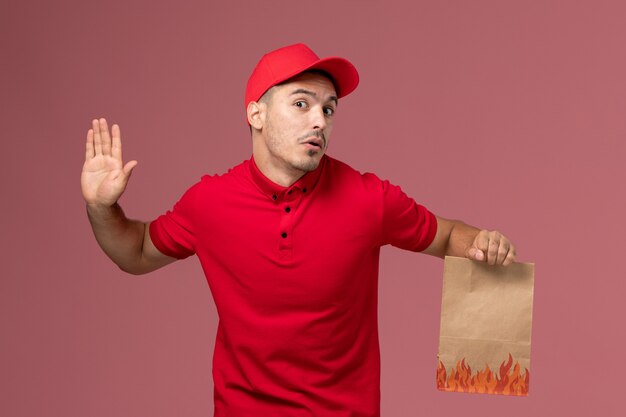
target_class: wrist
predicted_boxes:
[86,202,124,221]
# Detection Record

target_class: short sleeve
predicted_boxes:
[149,182,202,259]
[381,180,437,252]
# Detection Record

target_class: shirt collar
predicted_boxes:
[248,155,326,200]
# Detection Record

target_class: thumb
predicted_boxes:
[122,160,138,177]
[467,246,485,261]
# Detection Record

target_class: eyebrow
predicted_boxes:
[290,88,338,106]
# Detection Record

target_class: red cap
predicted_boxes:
[245,43,359,111]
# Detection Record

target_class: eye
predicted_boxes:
[323,106,335,116]
[294,100,308,109]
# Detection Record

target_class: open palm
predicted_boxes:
[81,118,137,207]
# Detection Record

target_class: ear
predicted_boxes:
[247,101,265,130]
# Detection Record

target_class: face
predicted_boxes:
[253,72,338,183]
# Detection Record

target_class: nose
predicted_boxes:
[311,106,328,130]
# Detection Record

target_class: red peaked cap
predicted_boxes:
[245,43,360,112]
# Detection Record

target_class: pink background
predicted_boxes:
[2,0,624,415]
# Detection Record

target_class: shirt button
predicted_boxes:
[285,207,291,213]
[281,232,288,238]
[287,190,292,195]
[272,194,277,200]
[302,188,307,193]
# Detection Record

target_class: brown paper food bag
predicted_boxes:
[436,256,535,396]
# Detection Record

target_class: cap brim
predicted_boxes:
[306,57,360,98]
[270,56,359,99]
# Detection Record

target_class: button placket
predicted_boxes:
[277,187,303,252]
[276,182,310,253]
[278,216,293,251]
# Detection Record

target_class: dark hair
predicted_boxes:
[301,69,336,86]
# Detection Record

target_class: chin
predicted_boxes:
[294,157,321,172]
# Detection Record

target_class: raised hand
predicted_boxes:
[81,118,137,207]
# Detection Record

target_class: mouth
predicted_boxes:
[302,137,324,149]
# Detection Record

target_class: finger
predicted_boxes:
[92,119,102,155]
[99,118,112,156]
[486,233,500,265]
[495,238,510,265]
[467,230,489,262]
[85,128,95,160]
[122,160,138,176]
[474,231,489,251]
[467,247,485,261]
[111,124,122,161]
[502,246,517,266]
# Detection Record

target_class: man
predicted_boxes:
[82,43,516,416]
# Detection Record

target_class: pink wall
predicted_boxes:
[2,0,624,415]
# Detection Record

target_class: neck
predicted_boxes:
[252,142,305,187]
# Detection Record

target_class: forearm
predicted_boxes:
[86,203,152,274]
[445,220,481,257]
[423,217,481,258]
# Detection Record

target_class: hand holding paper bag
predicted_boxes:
[466,229,516,266]
[423,217,516,266]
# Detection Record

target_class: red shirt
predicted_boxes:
[150,155,437,417]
